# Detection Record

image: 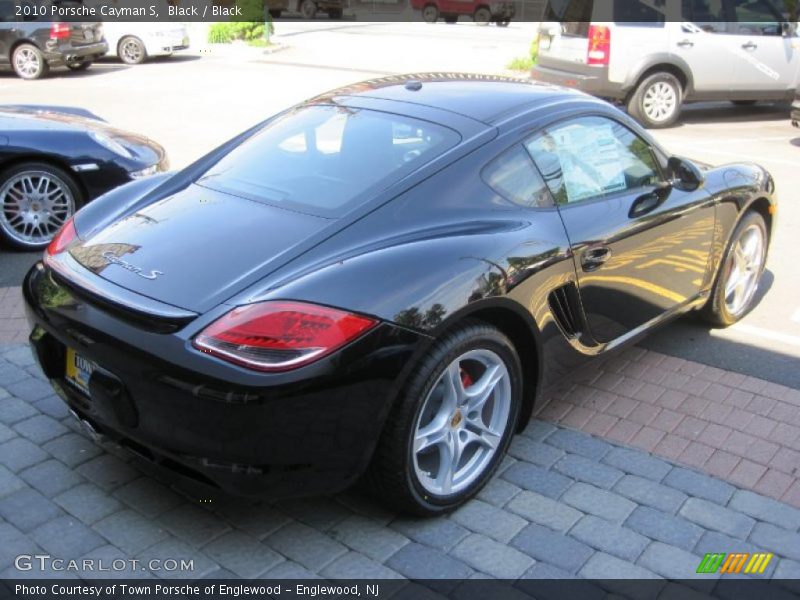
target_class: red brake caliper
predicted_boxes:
[460,368,473,389]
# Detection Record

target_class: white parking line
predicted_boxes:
[728,323,800,349]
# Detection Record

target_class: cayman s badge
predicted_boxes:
[102,251,163,280]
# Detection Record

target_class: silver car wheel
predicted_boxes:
[14,47,41,78]
[412,349,511,496]
[723,224,765,317]
[0,171,75,247]
[642,81,677,123]
[120,38,144,64]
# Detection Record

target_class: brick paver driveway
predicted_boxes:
[1,330,799,589]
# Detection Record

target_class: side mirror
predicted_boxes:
[668,156,705,191]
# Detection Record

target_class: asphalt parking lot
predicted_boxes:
[0,21,799,587]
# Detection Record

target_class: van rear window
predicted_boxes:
[542,0,592,36]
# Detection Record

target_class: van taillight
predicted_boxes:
[50,23,71,40]
[587,25,610,66]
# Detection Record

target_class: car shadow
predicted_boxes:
[96,54,202,65]
[0,63,130,80]
[674,101,791,126]
[790,137,800,147]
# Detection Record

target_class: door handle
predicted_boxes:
[742,41,758,50]
[629,190,664,218]
[581,245,611,272]
[677,39,694,48]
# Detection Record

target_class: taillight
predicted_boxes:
[45,217,78,257]
[50,23,71,40]
[193,301,378,372]
[587,25,610,66]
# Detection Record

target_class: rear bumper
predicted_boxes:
[23,261,424,498]
[531,62,624,100]
[43,41,108,66]
[143,35,190,56]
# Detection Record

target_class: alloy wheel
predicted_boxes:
[121,39,143,64]
[14,47,41,78]
[724,224,765,317]
[642,81,677,123]
[0,171,75,247]
[412,348,511,496]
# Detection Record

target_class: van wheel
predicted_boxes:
[300,0,317,18]
[367,321,522,515]
[627,72,683,129]
[422,4,439,22]
[473,6,491,24]
[12,44,48,80]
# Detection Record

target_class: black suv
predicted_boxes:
[0,0,107,79]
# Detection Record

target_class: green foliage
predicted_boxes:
[207,21,273,44]
[507,35,539,72]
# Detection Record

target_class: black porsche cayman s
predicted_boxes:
[23,74,775,514]
[0,105,168,250]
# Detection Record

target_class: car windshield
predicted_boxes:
[197,104,459,218]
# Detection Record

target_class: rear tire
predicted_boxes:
[367,321,522,515]
[627,71,683,129]
[422,4,439,23]
[701,211,768,327]
[118,36,146,65]
[11,43,48,80]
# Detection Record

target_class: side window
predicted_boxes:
[682,0,729,33]
[731,0,782,36]
[613,0,667,26]
[481,145,553,208]
[525,116,660,206]
[0,0,15,21]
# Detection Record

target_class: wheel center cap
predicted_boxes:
[450,410,463,428]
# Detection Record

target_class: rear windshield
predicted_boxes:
[197,105,459,218]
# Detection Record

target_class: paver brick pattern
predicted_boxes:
[1,343,799,589]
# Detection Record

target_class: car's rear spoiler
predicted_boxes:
[0,105,106,122]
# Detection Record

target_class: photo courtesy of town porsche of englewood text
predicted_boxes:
[0,1,799,599]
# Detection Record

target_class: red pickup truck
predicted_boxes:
[411,0,515,25]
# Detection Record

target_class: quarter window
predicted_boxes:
[730,0,783,35]
[482,145,553,208]
[525,116,660,205]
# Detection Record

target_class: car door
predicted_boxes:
[673,0,737,94]
[525,115,715,344]
[727,0,800,93]
[0,0,18,63]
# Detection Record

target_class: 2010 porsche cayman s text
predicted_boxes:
[24,74,775,514]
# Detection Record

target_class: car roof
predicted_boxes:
[307,72,586,125]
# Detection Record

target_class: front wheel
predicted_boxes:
[0,162,83,250]
[368,322,522,515]
[422,4,439,23]
[627,72,683,128]
[702,212,768,327]
[300,0,317,18]
[12,43,48,80]
[473,6,491,24]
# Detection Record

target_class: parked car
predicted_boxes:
[0,105,168,249]
[532,0,800,127]
[0,0,106,79]
[24,74,774,514]
[293,0,343,19]
[101,22,189,65]
[412,0,514,25]
[792,85,800,126]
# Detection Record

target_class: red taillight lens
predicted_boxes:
[587,25,610,66]
[45,217,77,257]
[193,301,379,372]
[50,22,71,40]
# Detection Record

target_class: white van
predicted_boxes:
[532,0,800,127]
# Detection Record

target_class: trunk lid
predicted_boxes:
[68,185,330,313]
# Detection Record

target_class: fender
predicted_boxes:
[623,54,694,96]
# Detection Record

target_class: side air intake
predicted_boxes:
[548,283,583,338]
